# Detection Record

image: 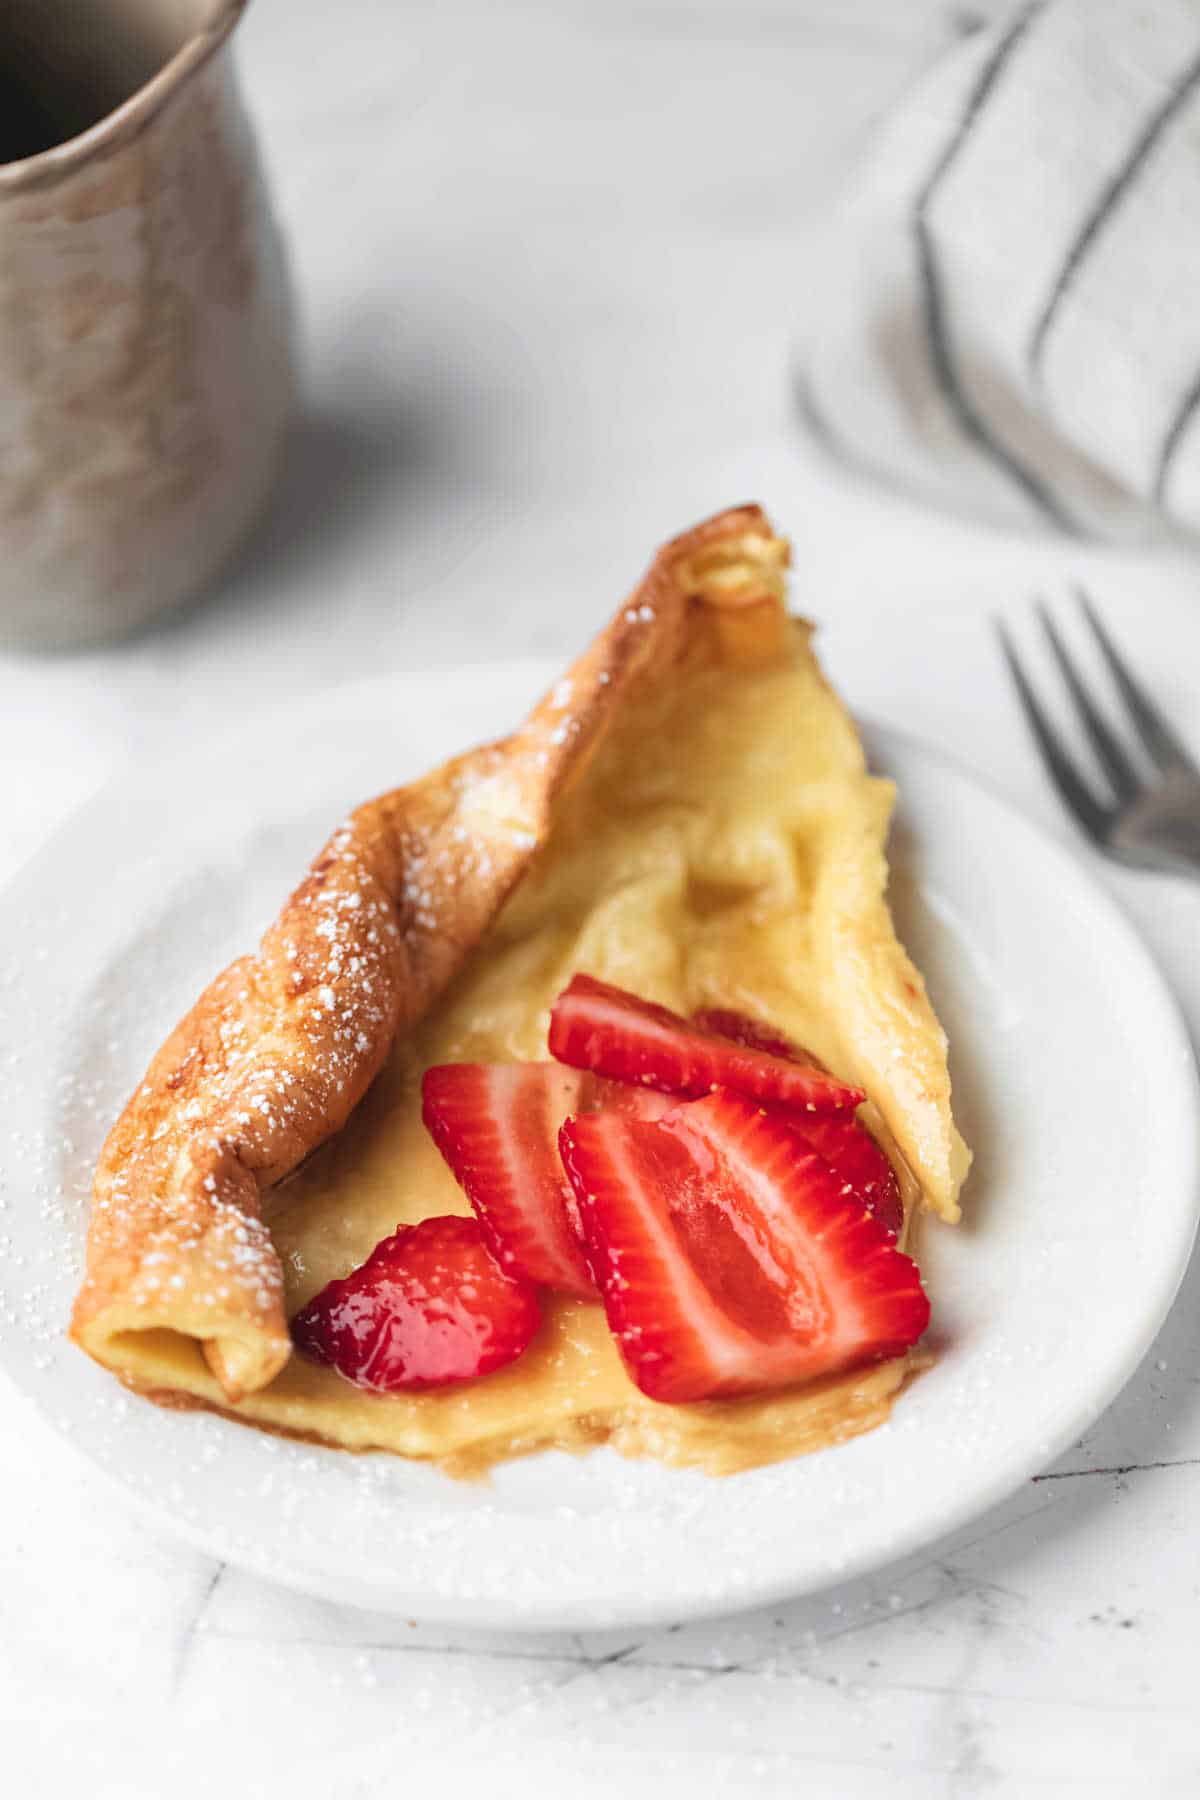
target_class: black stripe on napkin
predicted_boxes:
[1030,45,1200,380]
[913,1,1076,531]
[1153,363,1200,505]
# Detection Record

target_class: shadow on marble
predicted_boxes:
[233,401,426,590]
[183,398,423,635]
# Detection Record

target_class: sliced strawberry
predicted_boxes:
[421,1061,670,1297]
[291,1214,540,1392]
[559,1092,928,1404]
[423,1062,594,1295]
[589,1079,676,1123]
[690,1007,812,1065]
[693,1007,904,1238]
[788,1113,904,1239]
[549,975,863,1113]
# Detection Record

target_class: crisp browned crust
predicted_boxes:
[70,505,791,1401]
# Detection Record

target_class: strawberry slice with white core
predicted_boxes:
[787,1113,904,1239]
[549,975,864,1113]
[423,1063,594,1295]
[558,1092,929,1403]
[422,1062,672,1297]
[692,1008,904,1238]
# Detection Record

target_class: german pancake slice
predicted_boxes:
[71,505,970,1475]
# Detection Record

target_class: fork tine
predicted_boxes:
[1035,602,1143,802]
[1077,590,1198,776]
[995,621,1112,842]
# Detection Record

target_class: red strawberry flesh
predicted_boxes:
[422,1061,673,1296]
[693,1006,904,1238]
[423,1062,595,1295]
[559,1092,928,1404]
[549,975,863,1112]
[690,1007,813,1065]
[291,1214,540,1391]
[787,1112,904,1238]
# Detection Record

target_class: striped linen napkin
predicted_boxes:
[799,0,1200,540]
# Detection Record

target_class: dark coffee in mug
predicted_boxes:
[0,75,95,164]
[0,1,165,166]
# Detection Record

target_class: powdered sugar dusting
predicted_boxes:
[1,650,1171,1633]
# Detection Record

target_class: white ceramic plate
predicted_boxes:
[1,662,1197,1630]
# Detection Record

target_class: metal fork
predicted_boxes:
[997,594,1200,876]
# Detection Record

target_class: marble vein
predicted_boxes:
[1032,1456,1200,1481]
[169,1562,228,1702]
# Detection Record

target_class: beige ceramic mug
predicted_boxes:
[0,0,293,648]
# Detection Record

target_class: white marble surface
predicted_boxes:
[4,1,1200,1793]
